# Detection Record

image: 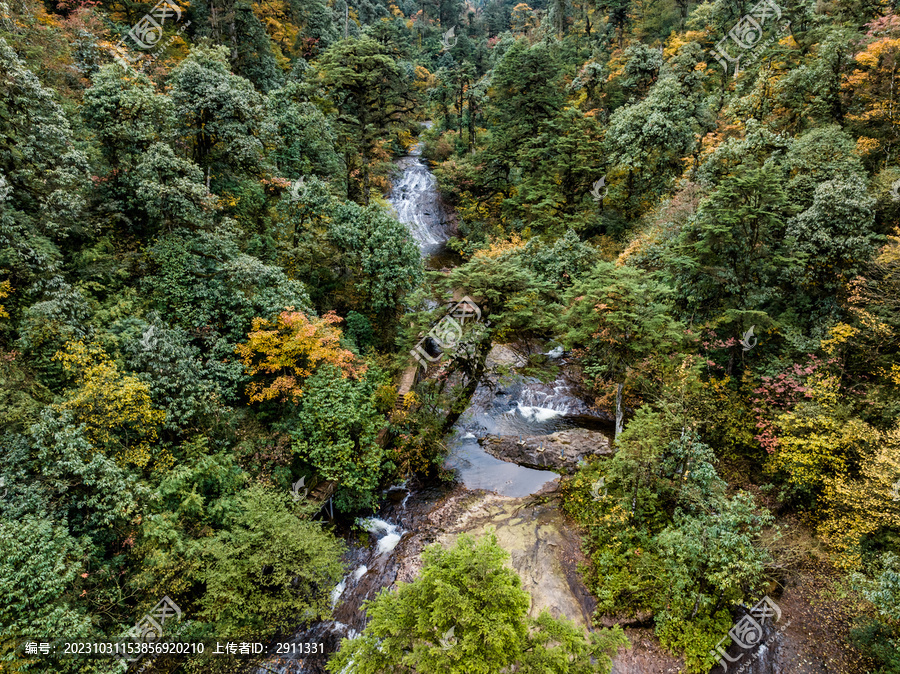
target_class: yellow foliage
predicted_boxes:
[472,233,526,259]
[769,375,878,493]
[235,309,365,404]
[414,65,434,90]
[855,136,881,157]
[53,342,166,469]
[0,280,10,320]
[662,33,689,59]
[510,3,535,33]
[820,424,900,569]
[618,226,662,266]
[820,322,858,357]
[397,128,415,152]
[881,363,900,387]
[880,228,900,266]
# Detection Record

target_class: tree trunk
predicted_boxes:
[440,330,493,436]
[467,97,476,150]
[615,382,624,439]
[711,587,726,616]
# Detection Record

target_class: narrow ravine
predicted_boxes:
[259,129,613,674]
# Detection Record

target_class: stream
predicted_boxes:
[257,133,601,674]
[256,130,783,674]
[262,365,594,672]
[388,131,451,258]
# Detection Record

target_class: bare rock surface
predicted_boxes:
[390,486,682,672]
[485,343,528,369]
[393,486,595,627]
[480,428,614,473]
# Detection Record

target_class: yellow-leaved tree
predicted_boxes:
[768,374,879,494]
[0,279,10,319]
[820,424,900,569]
[53,342,166,468]
[235,309,364,403]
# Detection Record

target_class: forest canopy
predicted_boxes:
[0,0,899,670]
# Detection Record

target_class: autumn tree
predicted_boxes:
[0,280,10,320]
[768,374,879,498]
[234,309,364,403]
[844,13,900,168]
[53,341,166,468]
[820,424,900,568]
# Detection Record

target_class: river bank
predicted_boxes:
[259,128,848,674]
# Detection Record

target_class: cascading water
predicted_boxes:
[256,513,410,674]
[256,129,611,673]
[358,517,403,556]
[444,367,609,497]
[388,136,450,256]
[254,129,457,674]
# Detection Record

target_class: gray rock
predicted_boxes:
[480,428,614,474]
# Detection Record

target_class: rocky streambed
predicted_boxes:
[480,427,614,474]
[255,129,819,674]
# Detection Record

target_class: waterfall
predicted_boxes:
[387,139,449,255]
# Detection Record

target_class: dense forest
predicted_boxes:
[1,0,899,670]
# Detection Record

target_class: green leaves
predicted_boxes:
[562,261,684,381]
[603,45,708,217]
[82,65,172,170]
[327,533,627,674]
[318,36,418,204]
[199,485,345,636]
[291,364,388,510]
[169,43,266,181]
[672,161,795,317]
[564,427,774,672]
[0,515,92,640]
[786,174,879,293]
[330,202,424,320]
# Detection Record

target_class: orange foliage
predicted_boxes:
[472,233,526,259]
[252,0,300,60]
[844,23,900,164]
[235,309,365,403]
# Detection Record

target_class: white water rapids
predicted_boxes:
[388,139,449,255]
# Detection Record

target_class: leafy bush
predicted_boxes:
[200,485,345,636]
[327,533,628,674]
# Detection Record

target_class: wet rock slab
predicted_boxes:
[391,487,684,674]
[479,428,614,474]
[393,487,596,628]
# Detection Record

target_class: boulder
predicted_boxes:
[480,428,613,473]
